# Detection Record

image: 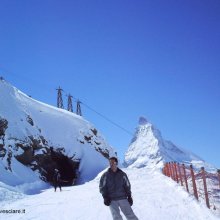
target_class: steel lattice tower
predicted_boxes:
[76,100,82,116]
[67,94,73,112]
[56,87,64,109]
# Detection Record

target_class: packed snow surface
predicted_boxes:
[0,167,218,220]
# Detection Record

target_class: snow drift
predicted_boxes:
[0,79,116,189]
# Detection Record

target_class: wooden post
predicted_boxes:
[164,163,167,176]
[166,163,170,177]
[178,163,183,186]
[190,165,198,200]
[169,162,174,180]
[201,167,210,208]
[174,162,179,183]
[172,162,176,181]
[168,162,172,178]
[183,164,189,192]
[166,163,170,176]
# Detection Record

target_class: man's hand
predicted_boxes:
[104,197,111,206]
[127,196,133,206]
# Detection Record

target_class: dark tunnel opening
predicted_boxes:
[51,149,80,186]
[38,148,80,186]
[55,155,79,186]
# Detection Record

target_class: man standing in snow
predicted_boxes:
[99,157,138,220]
[53,169,62,192]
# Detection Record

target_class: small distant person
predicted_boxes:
[53,169,62,192]
[99,157,138,220]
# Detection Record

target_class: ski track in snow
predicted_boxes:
[0,168,219,220]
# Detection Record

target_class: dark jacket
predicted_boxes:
[53,171,61,183]
[99,168,131,201]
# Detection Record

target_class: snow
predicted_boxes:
[124,117,216,172]
[0,80,219,219]
[0,167,218,220]
[0,80,116,186]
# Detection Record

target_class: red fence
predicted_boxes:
[162,162,220,211]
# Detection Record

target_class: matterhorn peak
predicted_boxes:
[124,117,209,170]
[138,116,148,125]
[136,117,160,140]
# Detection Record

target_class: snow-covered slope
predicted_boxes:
[0,80,218,219]
[124,117,215,170]
[0,79,116,188]
[0,167,218,220]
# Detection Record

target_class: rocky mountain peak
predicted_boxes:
[124,117,211,170]
[138,116,148,125]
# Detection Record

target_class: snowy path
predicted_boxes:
[0,168,218,220]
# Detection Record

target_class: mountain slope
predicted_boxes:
[0,167,218,220]
[124,117,215,171]
[0,79,116,187]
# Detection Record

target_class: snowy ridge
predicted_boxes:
[124,117,215,171]
[0,80,116,189]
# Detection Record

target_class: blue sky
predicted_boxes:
[0,0,220,168]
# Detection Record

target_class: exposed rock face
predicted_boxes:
[1,123,111,186]
[3,134,80,185]
[81,128,111,159]
[26,115,34,126]
[0,117,8,137]
[0,117,8,158]
[0,119,110,186]
[0,116,79,185]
